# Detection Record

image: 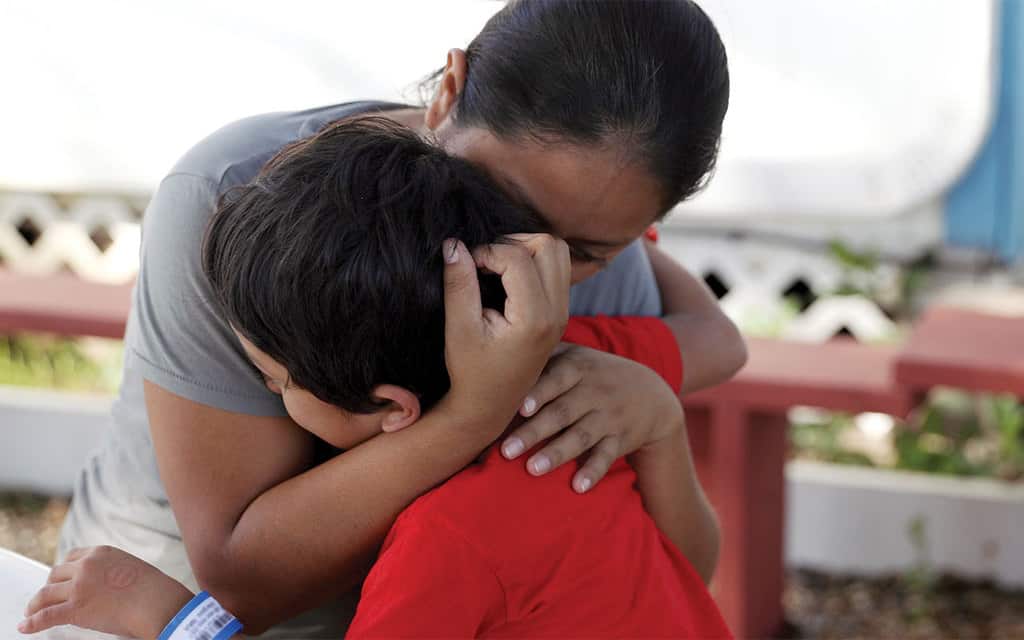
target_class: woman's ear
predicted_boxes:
[425,48,468,131]
[371,384,422,433]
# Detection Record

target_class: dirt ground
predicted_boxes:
[3,493,1023,639]
[785,568,1024,639]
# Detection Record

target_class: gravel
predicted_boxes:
[785,569,1024,639]
[3,492,1023,639]
[0,493,68,565]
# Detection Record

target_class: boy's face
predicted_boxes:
[236,332,387,450]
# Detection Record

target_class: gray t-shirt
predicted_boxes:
[59,101,661,634]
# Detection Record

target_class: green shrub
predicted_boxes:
[0,334,122,393]
[790,390,1024,482]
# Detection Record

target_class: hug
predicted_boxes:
[21,1,743,637]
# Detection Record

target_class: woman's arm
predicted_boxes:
[147,237,568,633]
[645,240,748,394]
[146,386,496,633]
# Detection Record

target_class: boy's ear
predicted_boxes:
[372,384,422,433]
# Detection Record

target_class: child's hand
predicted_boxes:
[19,546,194,639]
[441,234,570,427]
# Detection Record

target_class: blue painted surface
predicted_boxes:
[946,0,1024,262]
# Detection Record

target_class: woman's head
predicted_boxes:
[423,0,729,281]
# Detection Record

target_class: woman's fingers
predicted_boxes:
[573,435,622,493]
[502,351,585,458]
[23,581,71,620]
[18,602,74,635]
[442,239,483,337]
[505,233,571,321]
[471,243,547,328]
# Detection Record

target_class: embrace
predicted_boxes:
[21,1,745,638]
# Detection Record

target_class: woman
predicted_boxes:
[57,1,742,637]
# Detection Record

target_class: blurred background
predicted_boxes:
[1,1,1022,638]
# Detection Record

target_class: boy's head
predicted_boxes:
[203,117,543,448]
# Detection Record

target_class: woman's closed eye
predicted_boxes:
[568,244,610,267]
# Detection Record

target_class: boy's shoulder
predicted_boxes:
[390,446,640,570]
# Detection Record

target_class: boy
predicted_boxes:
[21,119,729,638]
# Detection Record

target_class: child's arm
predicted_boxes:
[19,546,194,639]
[630,425,721,583]
[559,316,720,582]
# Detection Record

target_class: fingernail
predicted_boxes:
[444,239,459,264]
[18,620,27,633]
[502,437,525,459]
[521,397,537,416]
[576,476,593,493]
[529,455,551,475]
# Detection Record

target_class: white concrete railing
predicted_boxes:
[787,460,1024,588]
[0,191,902,342]
[0,386,110,495]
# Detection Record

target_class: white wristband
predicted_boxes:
[158,591,243,640]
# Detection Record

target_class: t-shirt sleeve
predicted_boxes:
[348,517,506,638]
[568,238,662,317]
[562,316,684,393]
[124,172,287,416]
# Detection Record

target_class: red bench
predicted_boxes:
[896,306,1024,397]
[685,337,913,639]
[0,270,132,339]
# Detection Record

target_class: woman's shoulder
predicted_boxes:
[168,101,408,192]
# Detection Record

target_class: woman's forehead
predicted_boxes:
[447,128,661,244]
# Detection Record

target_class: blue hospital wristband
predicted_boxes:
[157,591,243,640]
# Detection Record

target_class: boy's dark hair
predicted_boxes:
[424,0,729,211]
[202,117,543,413]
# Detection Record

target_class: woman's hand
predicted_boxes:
[19,546,193,639]
[500,344,684,492]
[441,233,570,427]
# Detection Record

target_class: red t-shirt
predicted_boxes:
[347,317,731,639]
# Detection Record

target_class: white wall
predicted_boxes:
[0,387,111,495]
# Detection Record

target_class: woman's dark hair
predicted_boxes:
[202,117,543,413]
[426,0,729,211]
